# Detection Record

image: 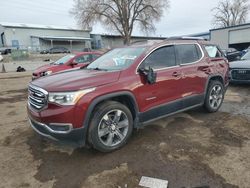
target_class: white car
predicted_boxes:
[229,51,250,84]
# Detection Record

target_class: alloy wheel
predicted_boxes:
[98,109,129,147]
[209,85,223,110]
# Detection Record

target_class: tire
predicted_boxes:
[204,80,225,113]
[88,101,133,152]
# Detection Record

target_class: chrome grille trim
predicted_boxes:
[231,69,250,81]
[28,85,48,111]
[29,95,43,103]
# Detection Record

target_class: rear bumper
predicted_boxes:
[28,117,86,147]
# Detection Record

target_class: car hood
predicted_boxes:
[31,69,121,92]
[230,60,250,69]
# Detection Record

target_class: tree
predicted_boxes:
[212,0,249,28]
[70,0,170,45]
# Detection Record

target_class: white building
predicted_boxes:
[210,23,250,50]
[0,22,92,52]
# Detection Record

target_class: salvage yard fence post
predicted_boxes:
[1,63,6,73]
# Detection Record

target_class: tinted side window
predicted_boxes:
[75,55,91,64]
[205,45,222,58]
[175,44,202,64]
[92,54,101,60]
[143,46,176,69]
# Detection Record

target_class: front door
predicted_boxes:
[134,45,184,122]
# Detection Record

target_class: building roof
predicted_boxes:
[186,32,210,37]
[0,22,90,32]
[97,34,166,40]
[210,22,250,31]
[31,36,92,41]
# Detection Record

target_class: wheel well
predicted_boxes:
[209,76,224,85]
[84,95,138,147]
[110,96,137,120]
[92,95,137,121]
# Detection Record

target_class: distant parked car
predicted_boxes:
[40,47,70,54]
[223,48,242,62]
[0,48,12,55]
[32,51,102,80]
[229,50,250,84]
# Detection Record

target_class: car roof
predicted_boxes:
[128,38,215,52]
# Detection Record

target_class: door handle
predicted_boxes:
[172,72,181,77]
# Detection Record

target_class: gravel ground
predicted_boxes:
[0,72,249,188]
[1,53,65,63]
[0,54,66,72]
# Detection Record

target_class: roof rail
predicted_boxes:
[166,36,206,41]
[130,40,164,45]
[130,40,148,45]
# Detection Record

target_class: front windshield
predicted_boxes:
[241,51,250,60]
[53,54,75,65]
[87,47,145,71]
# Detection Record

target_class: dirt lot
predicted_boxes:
[1,53,65,63]
[0,72,250,188]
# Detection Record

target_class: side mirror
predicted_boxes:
[138,66,157,84]
[235,56,241,61]
[70,60,78,66]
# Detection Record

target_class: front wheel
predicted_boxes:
[88,101,133,152]
[204,80,225,113]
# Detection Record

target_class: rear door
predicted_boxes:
[175,43,208,107]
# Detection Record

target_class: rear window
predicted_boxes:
[175,44,202,64]
[205,45,223,58]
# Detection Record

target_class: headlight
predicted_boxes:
[48,88,96,105]
[44,70,52,76]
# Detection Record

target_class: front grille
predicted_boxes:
[231,69,250,80]
[28,85,48,110]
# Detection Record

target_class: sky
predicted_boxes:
[0,0,249,37]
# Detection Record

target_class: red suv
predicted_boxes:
[32,52,102,80]
[27,38,229,152]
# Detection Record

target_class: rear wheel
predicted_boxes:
[204,80,225,113]
[88,101,133,152]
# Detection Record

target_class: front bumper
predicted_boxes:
[28,117,86,146]
[229,69,250,84]
[230,79,250,84]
